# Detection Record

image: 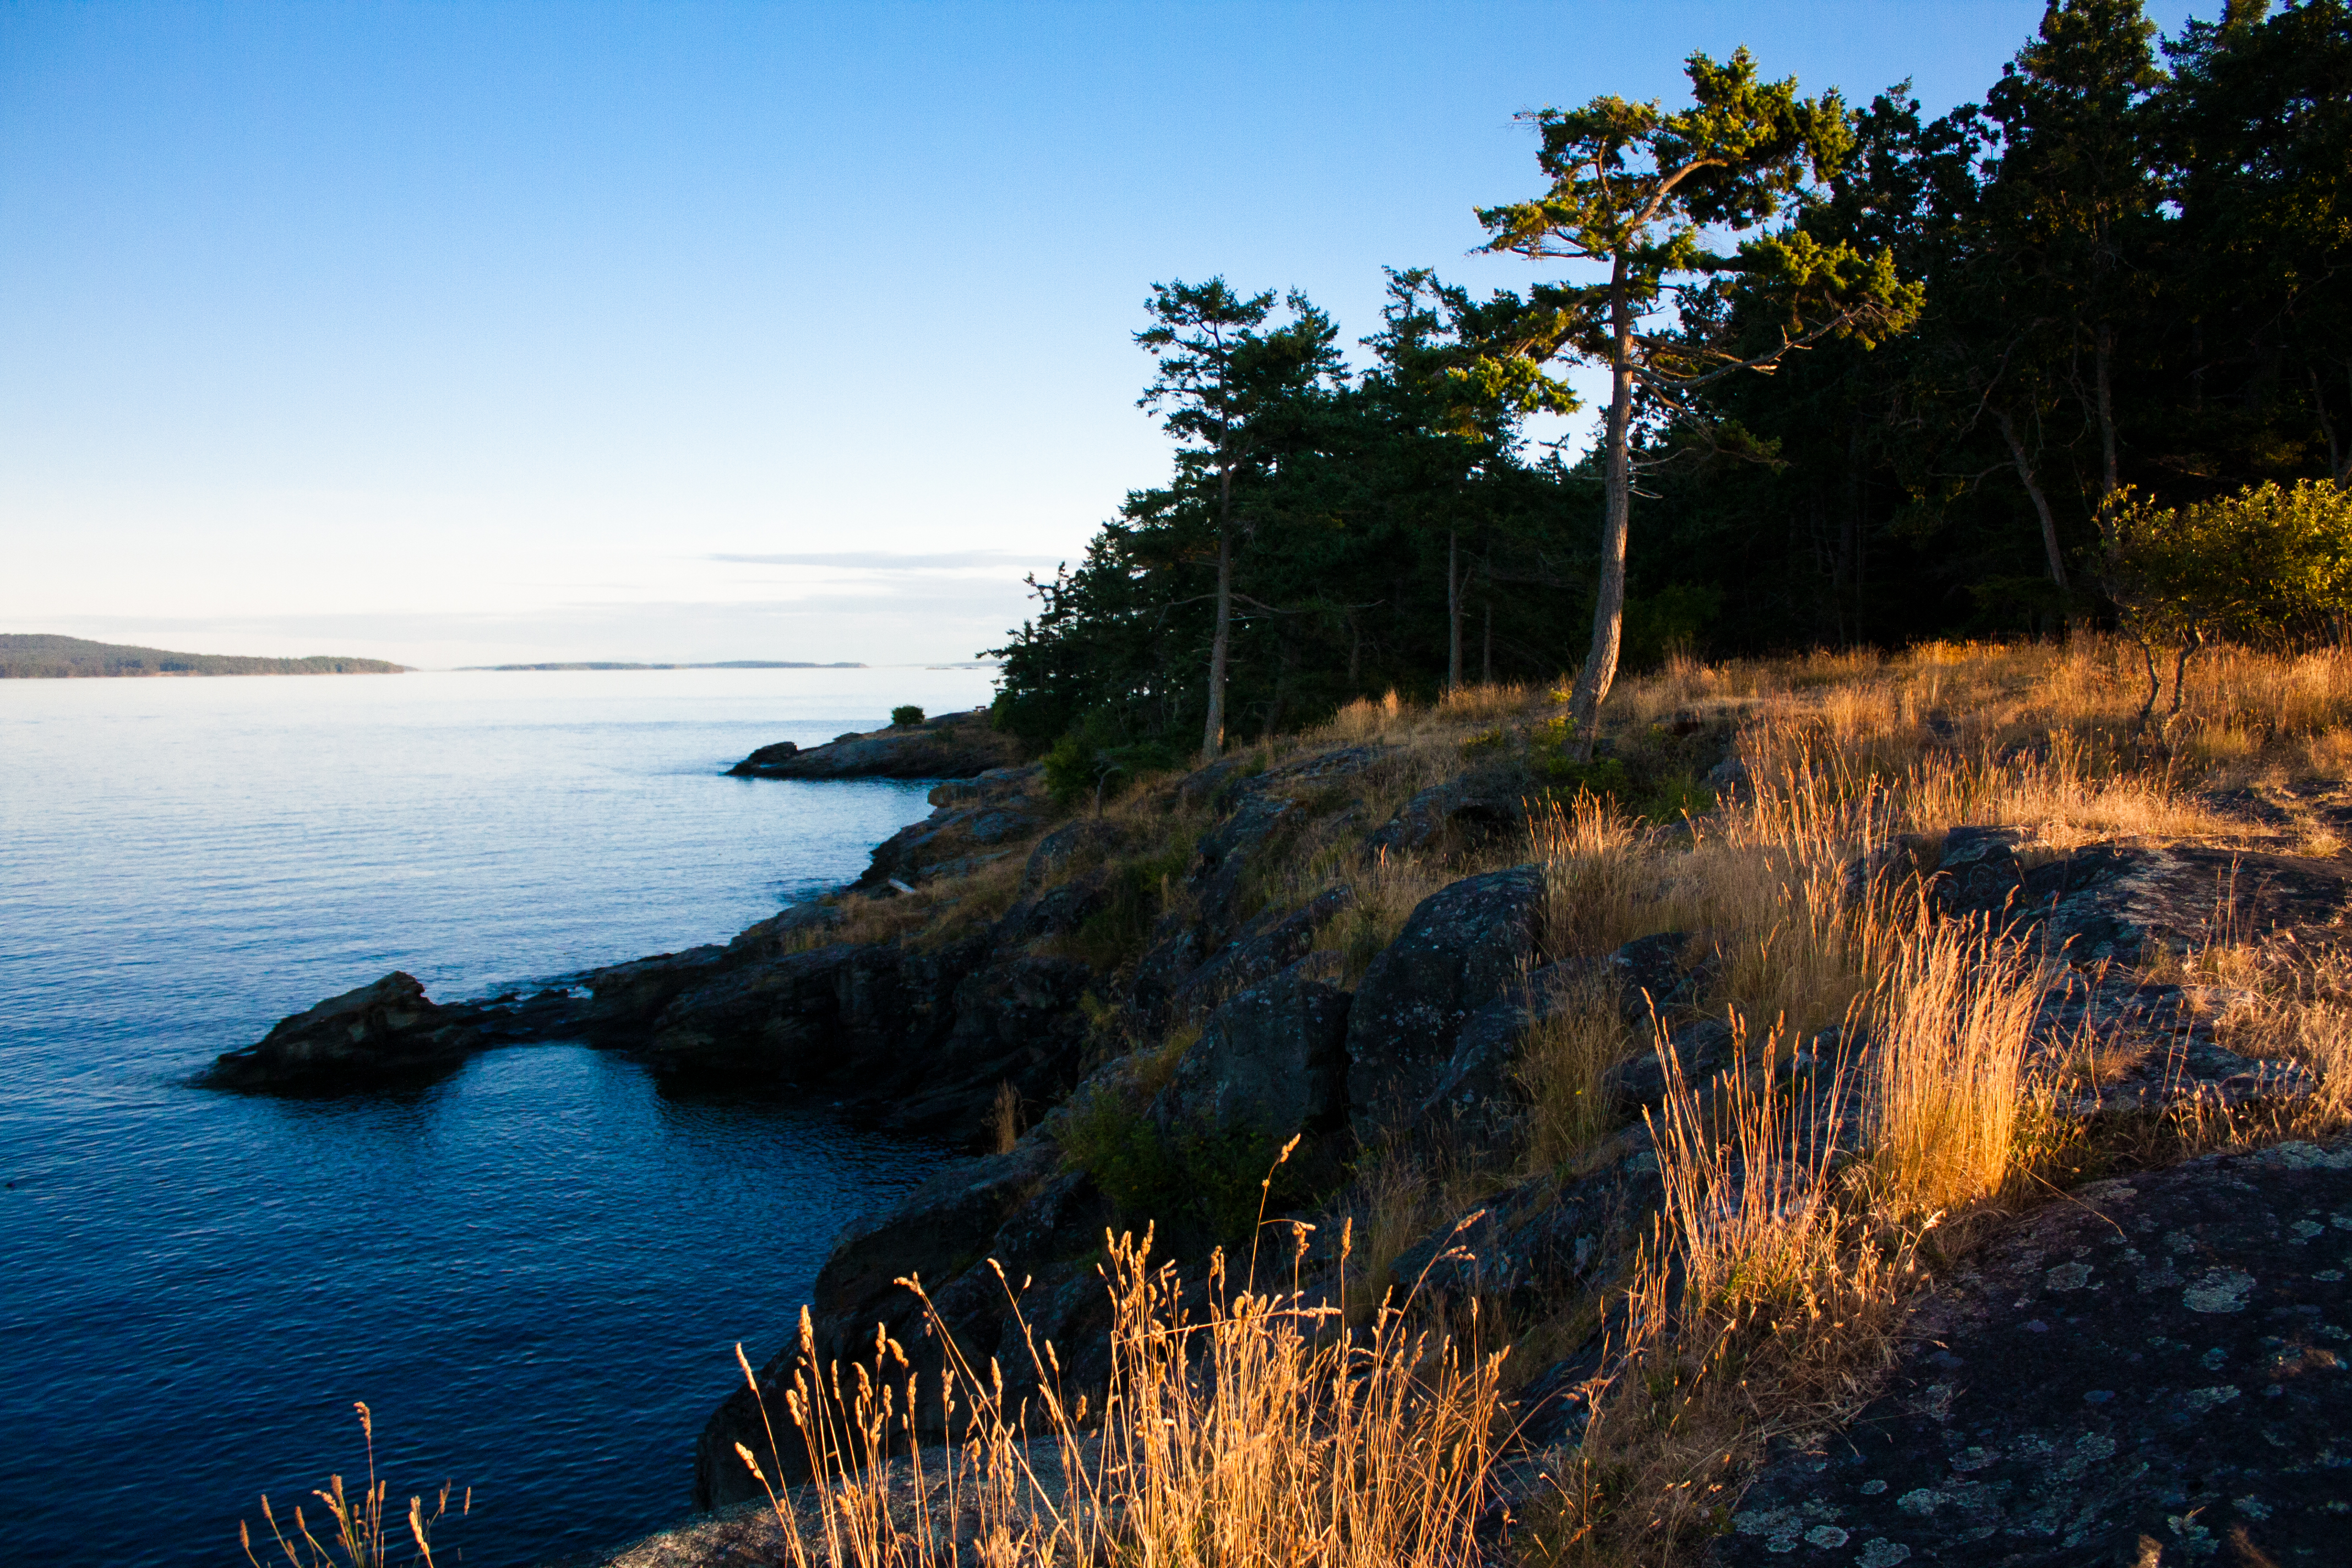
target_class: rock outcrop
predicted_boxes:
[727,710,1020,780]
[1152,956,1352,1145]
[1345,865,1548,1139]
[1718,1136,2352,1566]
[857,768,1043,888]
[202,972,578,1088]
[1861,825,2352,965]
[1364,765,1528,857]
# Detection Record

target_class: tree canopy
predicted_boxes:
[987,0,2352,759]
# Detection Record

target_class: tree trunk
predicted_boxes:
[2131,633,2160,734]
[2095,323,2119,500]
[1482,585,1493,687]
[1567,263,1634,760]
[1446,529,1462,693]
[1995,407,2070,592]
[1842,421,1864,645]
[2315,366,2349,486]
[1201,465,1235,760]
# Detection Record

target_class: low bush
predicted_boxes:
[1054,1081,1281,1249]
[889,704,924,727]
[1053,841,1196,972]
[1042,726,1185,808]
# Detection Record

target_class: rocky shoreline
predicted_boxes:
[211,715,2352,1566]
[724,707,1018,781]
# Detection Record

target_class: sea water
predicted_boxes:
[0,667,995,1566]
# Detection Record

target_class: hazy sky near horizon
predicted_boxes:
[2,1,2203,669]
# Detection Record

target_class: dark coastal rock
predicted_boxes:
[1412,934,1716,1148]
[1153,957,1352,1145]
[995,875,1113,944]
[876,954,1096,1133]
[1122,745,1391,1030]
[929,765,1036,808]
[1174,751,1268,812]
[1182,744,1387,934]
[1191,790,1303,933]
[1365,766,1526,857]
[1605,930,1713,1018]
[857,783,1044,890]
[1390,1130,1667,1314]
[571,945,732,1039]
[1153,888,1352,1029]
[1019,817,1120,894]
[695,1137,1072,1509]
[1717,1136,2352,1566]
[722,901,844,958]
[2029,967,2323,1120]
[1878,827,2352,967]
[635,935,1095,1136]
[1346,865,1548,1139]
[643,944,873,1077]
[725,709,1019,780]
[1603,1014,1740,1117]
[203,972,481,1085]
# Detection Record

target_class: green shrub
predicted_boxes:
[1043,725,1184,808]
[890,704,925,727]
[1545,754,1631,796]
[1057,842,1197,971]
[1540,755,1713,825]
[1055,1078,1281,1249]
[2101,479,2352,647]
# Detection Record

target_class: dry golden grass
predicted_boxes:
[1529,793,1651,961]
[1513,966,1635,1175]
[1319,848,1455,984]
[761,638,2352,1568]
[241,1404,466,1568]
[988,1082,1024,1156]
[1864,920,2046,1219]
[1501,633,2352,1564]
[731,1215,1506,1568]
[1319,688,1407,742]
[1436,680,1536,722]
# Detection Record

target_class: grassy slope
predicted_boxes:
[776,637,2352,1565]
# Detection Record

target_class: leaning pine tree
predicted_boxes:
[1473,47,1922,758]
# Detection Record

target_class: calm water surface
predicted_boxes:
[0,668,996,1566]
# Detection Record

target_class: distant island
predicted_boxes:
[0,634,405,679]
[463,660,867,671]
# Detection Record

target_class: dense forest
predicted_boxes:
[987,0,2351,765]
[0,634,405,678]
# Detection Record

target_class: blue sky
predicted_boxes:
[0,1,2202,668]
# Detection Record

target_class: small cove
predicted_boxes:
[0,667,993,1566]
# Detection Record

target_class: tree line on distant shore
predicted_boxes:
[988,0,2352,766]
[0,634,404,678]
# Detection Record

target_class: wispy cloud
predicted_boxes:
[709,549,1059,570]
